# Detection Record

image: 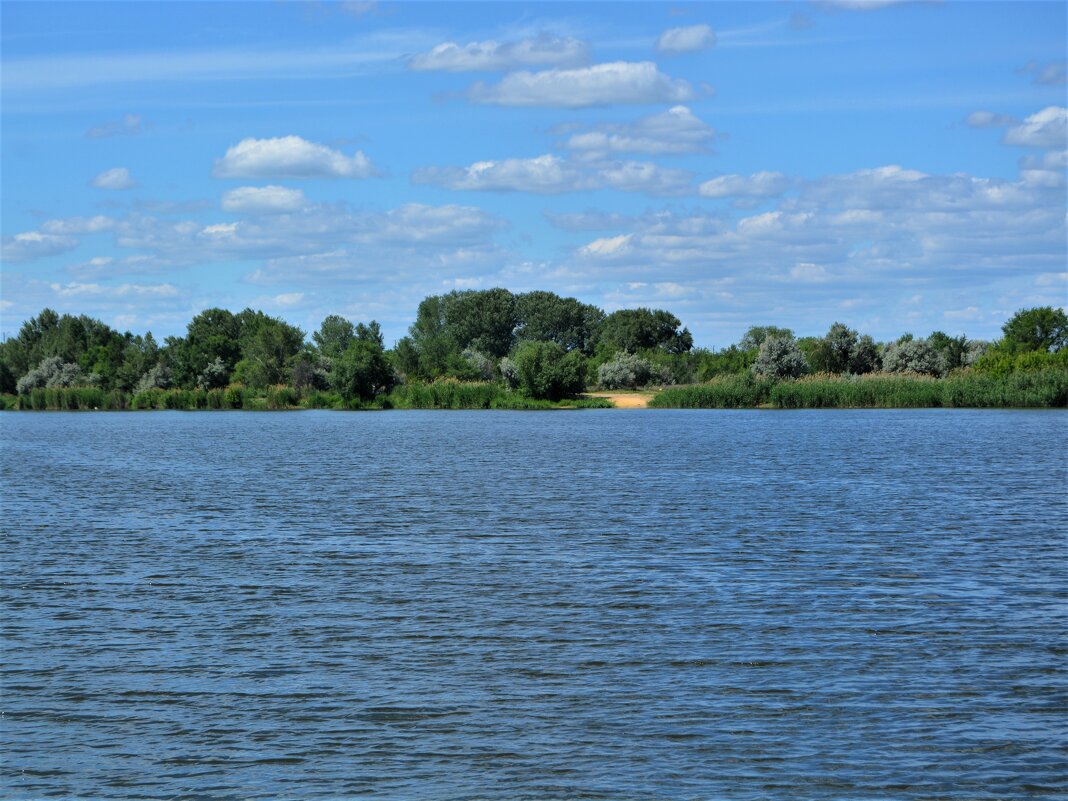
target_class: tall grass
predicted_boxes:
[650,370,1068,409]
[649,374,774,408]
[388,380,503,409]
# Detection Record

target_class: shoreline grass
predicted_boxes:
[0,381,614,412]
[649,370,1068,409]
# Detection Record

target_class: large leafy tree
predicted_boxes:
[332,321,395,401]
[739,325,794,352]
[168,308,241,388]
[312,314,356,358]
[233,315,305,388]
[515,291,604,354]
[1000,307,1067,353]
[596,308,693,354]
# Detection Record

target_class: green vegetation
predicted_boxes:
[1,298,1064,410]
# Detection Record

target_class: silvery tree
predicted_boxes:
[752,335,810,380]
[134,363,174,393]
[881,338,947,376]
[15,356,86,394]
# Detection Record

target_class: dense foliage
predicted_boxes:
[1,299,1064,409]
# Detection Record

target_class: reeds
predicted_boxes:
[650,370,1068,409]
[648,375,774,408]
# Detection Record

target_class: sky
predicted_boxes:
[1,0,1065,348]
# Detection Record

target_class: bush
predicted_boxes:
[598,352,643,389]
[16,356,86,394]
[752,336,810,380]
[881,338,947,376]
[513,341,587,400]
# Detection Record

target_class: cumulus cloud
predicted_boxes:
[1,231,79,263]
[414,155,582,194]
[413,154,692,196]
[1003,106,1067,149]
[221,185,307,214]
[567,159,1065,342]
[85,114,143,139]
[409,34,587,72]
[91,167,136,190]
[656,24,716,55]
[468,61,695,107]
[112,202,505,266]
[698,171,791,198]
[213,136,377,179]
[563,105,715,155]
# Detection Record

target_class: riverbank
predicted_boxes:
[3,369,1066,411]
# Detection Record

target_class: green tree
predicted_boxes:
[233,316,305,387]
[596,308,692,354]
[513,340,587,400]
[169,308,241,388]
[313,315,356,358]
[443,288,518,358]
[1000,306,1068,353]
[332,333,396,401]
[515,291,604,354]
[928,331,968,372]
[739,325,794,352]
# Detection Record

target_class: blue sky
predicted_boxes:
[1,0,1065,347]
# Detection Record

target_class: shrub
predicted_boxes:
[752,336,809,380]
[16,357,86,394]
[513,340,587,400]
[598,352,652,389]
[881,338,946,376]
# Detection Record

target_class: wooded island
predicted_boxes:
[2,290,1065,410]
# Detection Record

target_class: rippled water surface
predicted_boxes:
[2,409,1066,800]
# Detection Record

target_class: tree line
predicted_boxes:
[1,289,1065,407]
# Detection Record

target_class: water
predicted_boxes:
[2,409,1066,800]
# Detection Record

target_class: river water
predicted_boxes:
[2,409,1066,799]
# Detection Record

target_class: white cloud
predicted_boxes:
[213,136,377,179]
[221,185,307,214]
[414,155,582,194]
[699,171,791,198]
[272,292,305,306]
[1,231,79,263]
[965,110,1015,129]
[40,215,116,235]
[409,34,587,72]
[944,306,982,321]
[50,282,180,298]
[468,61,694,107]
[413,154,692,196]
[563,105,715,155]
[656,24,716,55]
[86,114,143,139]
[91,167,136,190]
[580,234,633,257]
[1003,106,1067,148]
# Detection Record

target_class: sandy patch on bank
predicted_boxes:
[585,392,655,409]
